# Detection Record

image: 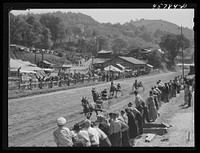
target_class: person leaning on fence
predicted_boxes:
[53,117,74,147]
[187,86,192,107]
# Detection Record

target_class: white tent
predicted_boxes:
[104,65,122,72]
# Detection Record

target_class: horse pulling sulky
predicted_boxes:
[81,96,105,119]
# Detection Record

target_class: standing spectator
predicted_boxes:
[131,107,143,136]
[125,108,139,146]
[151,87,159,110]
[168,81,172,100]
[120,109,128,124]
[117,111,130,147]
[164,83,169,103]
[109,112,129,147]
[93,124,112,147]
[157,80,165,101]
[184,84,189,106]
[97,115,110,138]
[172,80,177,97]
[82,119,100,147]
[141,101,150,123]
[146,91,158,122]
[71,123,90,147]
[133,90,143,114]
[187,86,192,107]
[53,117,74,147]
[154,86,162,108]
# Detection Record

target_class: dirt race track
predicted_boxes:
[8,71,186,147]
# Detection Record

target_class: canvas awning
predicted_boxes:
[104,65,122,72]
[116,63,125,70]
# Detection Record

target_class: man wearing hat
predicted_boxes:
[53,117,74,147]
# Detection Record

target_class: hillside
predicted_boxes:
[10,12,194,66]
[128,19,194,44]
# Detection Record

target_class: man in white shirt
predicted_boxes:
[53,117,74,147]
[82,119,100,147]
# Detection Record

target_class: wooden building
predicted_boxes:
[103,56,147,71]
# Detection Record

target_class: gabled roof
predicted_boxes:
[118,56,146,65]
[93,58,110,64]
[98,50,113,54]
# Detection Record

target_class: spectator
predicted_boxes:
[125,108,139,146]
[72,123,91,147]
[119,110,130,147]
[154,86,162,108]
[141,101,150,123]
[164,83,169,103]
[109,112,129,147]
[187,86,192,107]
[53,117,74,147]
[93,124,112,147]
[82,119,100,147]
[131,107,143,136]
[133,90,143,114]
[146,91,158,122]
[184,84,189,106]
[97,115,110,138]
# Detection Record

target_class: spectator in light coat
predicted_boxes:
[53,117,74,147]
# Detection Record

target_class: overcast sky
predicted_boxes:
[11,9,194,29]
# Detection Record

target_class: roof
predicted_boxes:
[42,60,54,65]
[93,58,110,64]
[146,64,154,68]
[98,50,113,54]
[116,63,125,69]
[118,56,146,65]
[104,65,122,72]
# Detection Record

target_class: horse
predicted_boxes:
[109,82,123,98]
[132,80,145,93]
[81,97,103,119]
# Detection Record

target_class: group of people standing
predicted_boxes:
[53,74,194,147]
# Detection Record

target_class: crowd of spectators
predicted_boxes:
[53,75,194,147]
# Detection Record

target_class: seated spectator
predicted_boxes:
[53,117,74,147]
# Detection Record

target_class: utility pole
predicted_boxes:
[181,26,184,78]
[35,48,37,65]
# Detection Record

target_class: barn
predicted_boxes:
[103,56,147,71]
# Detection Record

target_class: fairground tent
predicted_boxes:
[10,58,46,78]
[104,65,122,72]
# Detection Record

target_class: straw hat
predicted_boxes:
[57,117,67,126]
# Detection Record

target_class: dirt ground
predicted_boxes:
[134,91,194,147]
[8,70,194,147]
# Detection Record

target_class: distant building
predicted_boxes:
[97,50,113,58]
[103,56,147,71]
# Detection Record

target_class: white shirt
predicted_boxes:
[135,95,142,107]
[76,130,91,147]
[93,127,107,140]
[84,127,100,145]
[53,126,74,147]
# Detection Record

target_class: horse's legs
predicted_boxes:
[115,91,117,98]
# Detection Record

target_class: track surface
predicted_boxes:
[8,71,184,147]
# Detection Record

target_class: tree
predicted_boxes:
[159,33,190,68]
[112,37,127,54]
[40,27,53,49]
[40,14,65,47]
